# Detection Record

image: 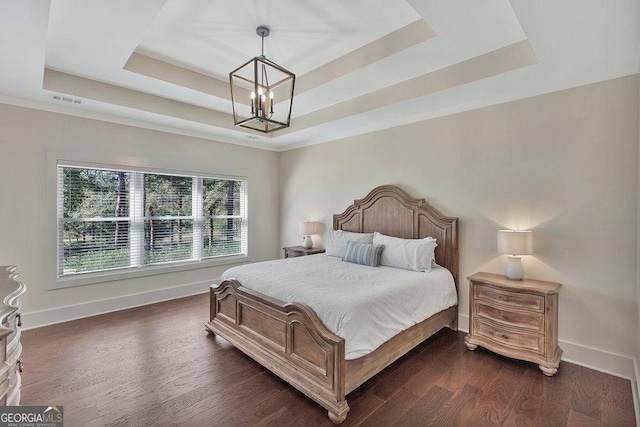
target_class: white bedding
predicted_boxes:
[219,254,457,360]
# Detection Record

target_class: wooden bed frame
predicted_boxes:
[206,185,459,423]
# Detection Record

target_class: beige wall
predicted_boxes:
[0,104,279,321]
[280,75,640,363]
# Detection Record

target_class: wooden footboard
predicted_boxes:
[206,279,457,424]
[206,280,350,423]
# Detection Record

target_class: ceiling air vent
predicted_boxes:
[52,94,81,105]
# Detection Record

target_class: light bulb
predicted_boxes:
[269,91,274,99]
[258,87,263,96]
[261,94,266,102]
[250,91,255,99]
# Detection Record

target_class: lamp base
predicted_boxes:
[504,256,525,280]
[302,235,313,249]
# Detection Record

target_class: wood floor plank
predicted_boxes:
[336,387,385,427]
[254,405,302,427]
[600,402,636,427]
[567,409,600,426]
[570,364,608,420]
[369,347,431,401]
[234,387,299,426]
[359,389,420,427]
[502,366,546,426]
[253,390,330,427]
[391,384,454,426]
[434,345,502,394]
[534,365,574,426]
[470,359,529,425]
[602,373,635,413]
[426,383,484,427]
[19,294,636,426]
[401,332,463,397]
[101,358,266,425]
[167,369,285,425]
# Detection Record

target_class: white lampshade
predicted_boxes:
[299,221,321,236]
[498,230,533,255]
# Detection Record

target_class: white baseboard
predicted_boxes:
[21,280,215,330]
[560,339,636,380]
[458,314,636,380]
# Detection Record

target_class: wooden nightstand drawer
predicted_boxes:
[475,301,544,332]
[475,319,544,353]
[475,286,543,312]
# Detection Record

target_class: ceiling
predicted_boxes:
[1,0,639,152]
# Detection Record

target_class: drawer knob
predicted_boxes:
[498,295,509,302]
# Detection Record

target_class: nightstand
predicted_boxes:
[464,272,562,376]
[283,246,325,258]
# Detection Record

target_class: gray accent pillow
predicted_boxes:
[342,241,384,267]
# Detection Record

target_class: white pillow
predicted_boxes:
[372,232,437,272]
[325,230,374,258]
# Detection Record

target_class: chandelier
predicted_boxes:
[229,26,296,133]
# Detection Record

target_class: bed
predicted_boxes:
[206,185,459,423]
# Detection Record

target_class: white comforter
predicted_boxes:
[219,254,457,360]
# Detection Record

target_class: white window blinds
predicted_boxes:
[57,164,247,278]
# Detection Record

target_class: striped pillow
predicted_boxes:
[342,241,384,267]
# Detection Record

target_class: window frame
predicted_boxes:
[48,155,249,289]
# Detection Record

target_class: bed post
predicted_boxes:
[206,286,216,335]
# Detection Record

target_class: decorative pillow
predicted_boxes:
[372,232,437,272]
[342,241,384,267]
[325,229,374,258]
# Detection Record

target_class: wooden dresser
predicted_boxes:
[0,266,26,405]
[464,272,562,376]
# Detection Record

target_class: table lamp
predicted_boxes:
[299,221,321,249]
[498,230,533,280]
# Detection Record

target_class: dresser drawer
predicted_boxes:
[475,286,543,312]
[475,319,544,353]
[475,301,544,332]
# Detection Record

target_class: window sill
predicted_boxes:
[52,255,249,289]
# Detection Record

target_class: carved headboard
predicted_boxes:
[333,185,459,283]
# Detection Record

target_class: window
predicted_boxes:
[57,164,247,279]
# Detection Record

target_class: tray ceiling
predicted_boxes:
[0,0,638,151]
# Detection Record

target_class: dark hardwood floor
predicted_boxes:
[21,293,635,426]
